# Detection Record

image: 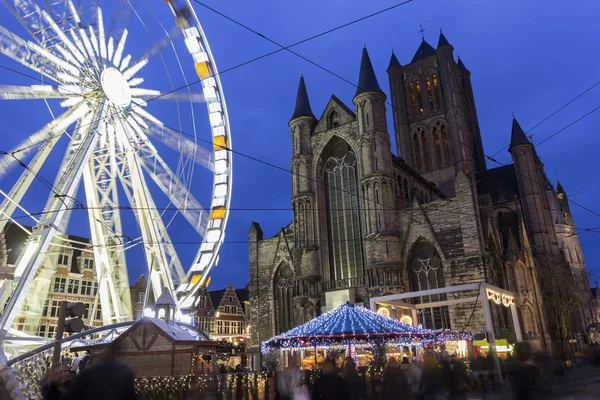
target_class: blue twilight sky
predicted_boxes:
[1,0,599,292]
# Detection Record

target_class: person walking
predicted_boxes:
[506,342,539,400]
[66,360,137,400]
[380,357,409,400]
[344,357,365,400]
[69,353,80,375]
[313,359,347,400]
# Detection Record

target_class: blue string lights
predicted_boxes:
[261,302,471,352]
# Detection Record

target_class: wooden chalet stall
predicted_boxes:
[71,291,221,398]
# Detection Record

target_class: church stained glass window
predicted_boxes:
[275,264,294,334]
[433,74,441,109]
[441,125,450,163]
[408,239,451,329]
[433,127,442,167]
[415,80,424,113]
[324,141,364,281]
[426,76,434,110]
[413,132,422,170]
[409,82,417,116]
[421,130,431,170]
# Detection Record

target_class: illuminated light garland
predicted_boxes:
[261,302,471,353]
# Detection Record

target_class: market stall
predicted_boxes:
[262,302,471,369]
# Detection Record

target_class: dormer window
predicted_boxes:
[328,110,340,128]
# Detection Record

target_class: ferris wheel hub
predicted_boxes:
[101,67,131,107]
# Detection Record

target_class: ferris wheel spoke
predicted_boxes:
[0,0,47,44]
[135,120,213,171]
[135,142,208,237]
[131,25,182,67]
[0,101,105,332]
[0,25,61,82]
[135,91,205,103]
[0,102,88,181]
[0,84,64,100]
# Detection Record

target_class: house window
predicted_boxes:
[53,277,66,293]
[93,282,98,296]
[42,300,49,317]
[136,292,145,303]
[95,304,102,320]
[81,281,92,296]
[57,254,69,266]
[37,325,47,337]
[67,279,79,294]
[50,301,60,318]
[135,310,143,320]
[83,259,94,269]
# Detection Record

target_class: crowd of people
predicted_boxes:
[275,343,585,400]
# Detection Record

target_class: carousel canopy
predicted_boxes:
[262,302,470,352]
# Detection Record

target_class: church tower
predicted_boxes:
[354,46,403,296]
[289,74,318,250]
[387,31,485,195]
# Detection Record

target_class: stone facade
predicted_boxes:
[248,34,594,355]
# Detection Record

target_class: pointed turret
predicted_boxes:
[457,56,469,72]
[289,73,315,123]
[508,117,531,152]
[437,30,452,49]
[355,46,383,98]
[556,181,565,194]
[387,50,401,71]
[411,39,436,63]
[532,145,542,164]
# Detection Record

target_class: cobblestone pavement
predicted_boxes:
[464,367,600,400]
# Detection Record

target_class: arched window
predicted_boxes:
[421,130,431,169]
[408,239,450,329]
[328,110,340,129]
[523,306,536,335]
[441,125,450,163]
[403,179,409,199]
[426,76,434,110]
[413,132,422,170]
[515,264,527,292]
[274,264,294,334]
[409,82,417,116]
[433,127,442,167]
[415,80,424,113]
[323,140,364,280]
[433,74,441,109]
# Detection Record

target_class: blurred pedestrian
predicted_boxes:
[344,357,365,400]
[380,357,409,400]
[420,352,444,400]
[470,354,487,398]
[41,366,70,400]
[506,342,539,400]
[79,351,90,371]
[69,353,80,375]
[313,359,347,400]
[66,360,137,400]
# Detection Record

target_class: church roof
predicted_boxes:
[355,46,383,97]
[290,74,316,122]
[411,39,436,63]
[556,180,565,194]
[508,118,532,152]
[387,50,401,70]
[475,164,520,204]
[437,31,452,48]
[155,289,176,307]
[457,57,469,72]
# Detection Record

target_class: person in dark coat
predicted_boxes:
[313,359,348,400]
[506,342,539,400]
[379,357,410,400]
[344,357,365,400]
[65,360,137,400]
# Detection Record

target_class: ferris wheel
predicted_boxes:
[0,0,232,332]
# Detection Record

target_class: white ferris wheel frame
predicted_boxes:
[0,0,232,334]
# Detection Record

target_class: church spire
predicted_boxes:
[556,180,565,194]
[355,46,383,98]
[290,73,315,122]
[508,117,531,152]
[437,30,452,49]
[387,50,401,71]
[411,39,436,63]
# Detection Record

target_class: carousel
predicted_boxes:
[262,302,471,369]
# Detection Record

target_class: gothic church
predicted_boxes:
[248,32,593,352]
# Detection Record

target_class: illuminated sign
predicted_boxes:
[486,289,514,307]
[399,315,413,325]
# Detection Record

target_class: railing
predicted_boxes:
[323,277,366,292]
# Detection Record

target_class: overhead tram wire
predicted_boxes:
[192,1,600,222]
[488,78,600,158]
[0,0,418,156]
[4,61,600,239]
